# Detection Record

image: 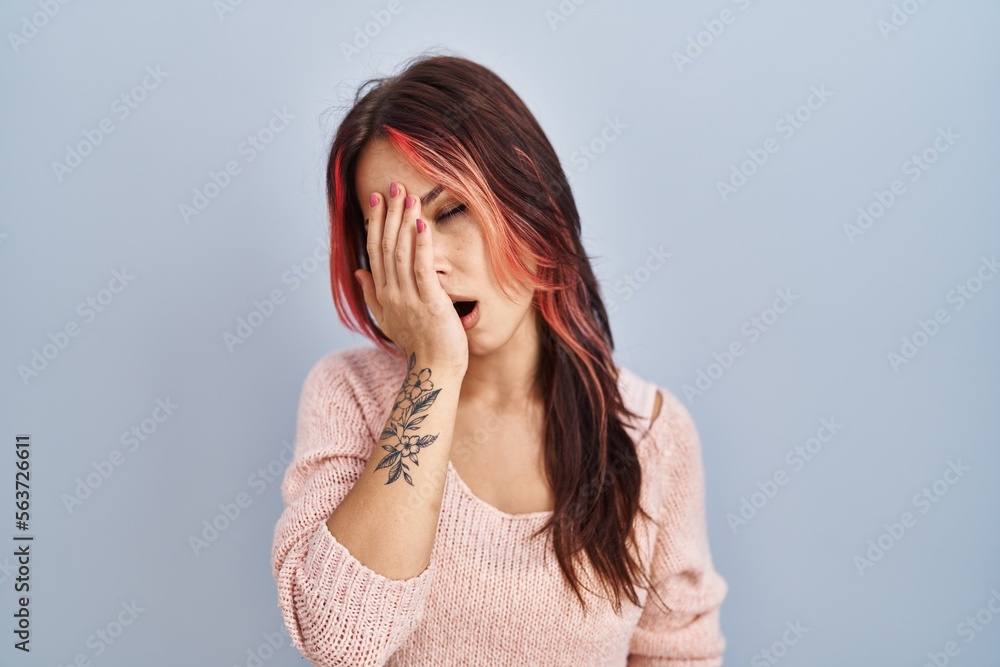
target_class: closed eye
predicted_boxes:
[436,203,466,222]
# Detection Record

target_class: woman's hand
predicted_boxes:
[355,181,469,375]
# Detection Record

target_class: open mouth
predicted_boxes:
[453,300,477,317]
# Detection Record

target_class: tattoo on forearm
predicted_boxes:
[375,352,442,485]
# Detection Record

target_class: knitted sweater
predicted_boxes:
[271,345,728,666]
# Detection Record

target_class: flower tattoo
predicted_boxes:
[374,352,442,485]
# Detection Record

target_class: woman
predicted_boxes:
[271,52,728,666]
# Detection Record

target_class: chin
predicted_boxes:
[472,329,524,357]
[466,331,504,357]
[466,335,489,356]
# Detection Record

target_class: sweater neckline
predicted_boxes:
[446,459,553,521]
[443,366,655,522]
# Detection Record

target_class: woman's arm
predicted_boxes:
[326,348,464,579]
[627,389,729,666]
[271,349,463,666]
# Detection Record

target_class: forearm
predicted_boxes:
[326,351,464,580]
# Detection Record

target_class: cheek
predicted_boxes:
[492,291,534,325]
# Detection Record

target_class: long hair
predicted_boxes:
[324,51,670,617]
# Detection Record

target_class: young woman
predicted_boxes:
[271,52,728,666]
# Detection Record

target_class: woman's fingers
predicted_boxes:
[413,216,438,305]
[366,192,386,290]
[394,191,420,301]
[381,181,404,290]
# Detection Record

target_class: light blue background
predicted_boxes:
[2,1,999,665]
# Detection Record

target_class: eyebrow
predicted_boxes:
[420,185,444,208]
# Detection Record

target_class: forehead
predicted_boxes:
[353,139,435,204]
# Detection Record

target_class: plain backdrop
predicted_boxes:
[2,1,999,665]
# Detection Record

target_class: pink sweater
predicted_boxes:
[271,345,728,666]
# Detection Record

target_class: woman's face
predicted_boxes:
[353,139,538,357]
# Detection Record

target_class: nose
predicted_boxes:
[430,229,454,277]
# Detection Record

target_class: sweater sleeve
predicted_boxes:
[270,352,436,667]
[627,391,728,667]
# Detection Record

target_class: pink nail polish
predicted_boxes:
[416,219,425,233]
[370,193,378,208]
[404,195,414,209]
[390,182,398,198]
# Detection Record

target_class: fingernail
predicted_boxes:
[404,195,414,209]
[390,182,398,198]
[370,193,378,208]
[354,272,361,285]
[416,219,424,233]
